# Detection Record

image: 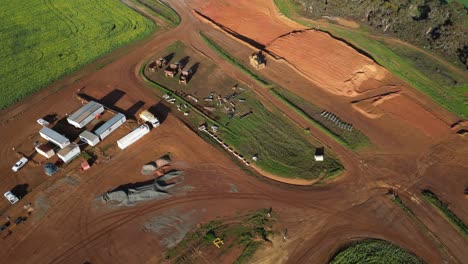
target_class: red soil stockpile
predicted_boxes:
[195,0,305,44]
[267,30,389,96]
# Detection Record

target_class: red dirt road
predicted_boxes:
[0,1,466,264]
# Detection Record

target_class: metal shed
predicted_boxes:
[94,113,126,140]
[57,143,80,163]
[39,127,70,149]
[79,130,100,146]
[35,144,55,158]
[67,101,104,128]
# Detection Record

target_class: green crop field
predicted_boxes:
[330,239,424,264]
[274,0,468,118]
[143,41,343,180]
[0,0,155,110]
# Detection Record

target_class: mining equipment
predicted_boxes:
[179,69,192,84]
[164,63,180,77]
[149,57,167,72]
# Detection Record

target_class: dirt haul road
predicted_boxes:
[0,0,466,263]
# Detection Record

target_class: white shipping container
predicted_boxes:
[94,113,126,140]
[117,124,150,150]
[57,143,80,163]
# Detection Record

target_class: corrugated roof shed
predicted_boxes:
[39,127,70,148]
[68,101,103,124]
[94,113,125,135]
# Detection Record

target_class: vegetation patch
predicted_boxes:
[0,0,155,110]
[290,0,467,69]
[219,100,343,180]
[270,88,369,150]
[329,239,424,264]
[274,0,468,118]
[165,209,275,264]
[134,0,180,27]
[388,192,455,261]
[143,41,342,180]
[421,190,468,237]
[385,42,467,87]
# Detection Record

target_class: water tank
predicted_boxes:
[44,163,58,176]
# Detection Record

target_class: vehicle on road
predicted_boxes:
[12,157,28,172]
[0,222,10,232]
[4,191,19,204]
[36,118,50,127]
[14,216,26,225]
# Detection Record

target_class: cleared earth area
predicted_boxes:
[0,0,154,109]
[144,41,343,180]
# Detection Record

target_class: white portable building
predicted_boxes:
[39,127,70,149]
[67,101,104,128]
[117,124,150,150]
[79,130,100,146]
[314,154,324,162]
[57,143,81,163]
[94,113,126,140]
[35,144,55,158]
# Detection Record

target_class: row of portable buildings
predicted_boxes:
[36,101,157,164]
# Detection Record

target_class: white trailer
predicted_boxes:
[117,124,150,150]
[57,143,80,163]
[67,101,104,128]
[79,130,100,146]
[94,113,126,140]
[139,110,160,128]
[39,127,70,149]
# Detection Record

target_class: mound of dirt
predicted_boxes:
[353,92,449,138]
[267,30,388,97]
[195,0,306,44]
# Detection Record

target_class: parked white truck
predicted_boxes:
[139,110,160,128]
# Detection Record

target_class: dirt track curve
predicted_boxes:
[0,0,466,263]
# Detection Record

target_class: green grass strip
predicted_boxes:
[199,32,270,86]
[269,89,350,148]
[134,0,180,27]
[421,190,468,238]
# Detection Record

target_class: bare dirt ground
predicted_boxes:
[0,0,466,263]
[267,30,389,96]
